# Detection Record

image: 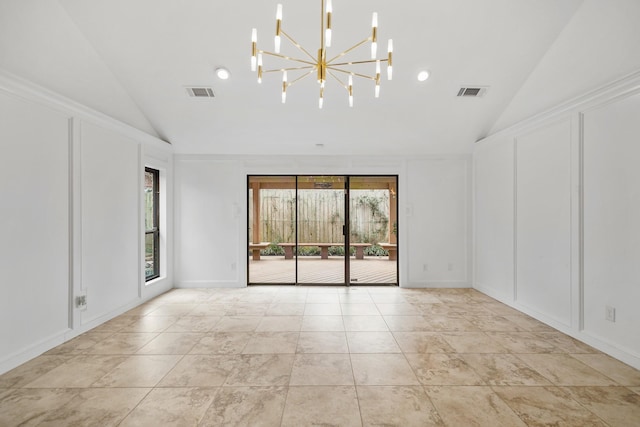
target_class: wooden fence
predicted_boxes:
[249,189,390,244]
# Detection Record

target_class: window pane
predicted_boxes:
[145,232,159,279]
[144,170,155,231]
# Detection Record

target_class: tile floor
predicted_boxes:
[1,286,639,426]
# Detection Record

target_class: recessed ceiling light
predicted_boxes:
[417,70,430,82]
[216,67,231,80]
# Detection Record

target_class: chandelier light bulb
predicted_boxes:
[276,4,282,20]
[275,35,281,53]
[375,84,380,98]
[325,28,332,47]
[372,12,378,28]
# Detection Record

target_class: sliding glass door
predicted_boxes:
[247,175,397,285]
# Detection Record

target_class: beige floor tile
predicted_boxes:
[339,292,374,303]
[358,386,443,426]
[304,303,342,315]
[0,388,78,426]
[406,353,486,385]
[425,386,527,426]
[483,302,526,317]
[446,303,497,316]
[571,353,640,386]
[486,331,559,353]
[187,304,228,316]
[92,355,181,387]
[631,387,640,395]
[189,332,252,354]
[225,354,295,386]
[376,303,423,315]
[563,386,640,427]
[256,316,303,331]
[536,332,599,353]
[383,315,431,332]
[465,315,527,331]
[351,354,420,385]
[136,332,203,354]
[418,303,459,316]
[346,331,401,353]
[392,332,455,353]
[24,355,127,388]
[146,303,199,316]
[517,353,618,386]
[340,303,381,315]
[461,354,552,386]
[199,386,287,427]
[224,303,269,316]
[120,315,180,333]
[85,332,159,354]
[271,294,309,304]
[265,303,306,316]
[36,388,150,427]
[0,355,74,388]
[90,316,138,333]
[442,332,509,353]
[306,293,341,303]
[296,331,349,353]
[119,387,217,427]
[163,316,222,333]
[494,386,607,426]
[300,315,345,331]
[242,332,299,354]
[343,315,389,331]
[281,386,361,427]
[502,315,556,332]
[421,315,479,332]
[212,316,262,332]
[44,332,113,355]
[159,355,237,387]
[290,354,354,385]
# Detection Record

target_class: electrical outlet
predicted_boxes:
[605,306,616,322]
[75,294,87,311]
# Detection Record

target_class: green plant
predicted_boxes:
[364,244,389,257]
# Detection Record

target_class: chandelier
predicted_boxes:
[250,0,393,108]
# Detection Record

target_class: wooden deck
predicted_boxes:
[248,256,397,284]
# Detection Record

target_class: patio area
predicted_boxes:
[249,256,397,285]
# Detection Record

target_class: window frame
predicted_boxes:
[145,167,160,282]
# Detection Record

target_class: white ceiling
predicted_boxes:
[2,0,588,154]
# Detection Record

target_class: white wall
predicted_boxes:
[473,136,514,301]
[474,71,640,369]
[174,155,471,288]
[583,93,640,360]
[0,71,173,374]
[0,89,71,371]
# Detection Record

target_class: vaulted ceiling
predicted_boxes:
[4,0,631,156]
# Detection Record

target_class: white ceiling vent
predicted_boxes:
[457,86,488,97]
[186,87,215,98]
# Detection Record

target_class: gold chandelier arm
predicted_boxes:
[326,66,376,81]
[326,37,371,64]
[329,58,388,67]
[263,65,315,73]
[259,50,316,66]
[327,71,348,91]
[280,30,318,62]
[286,69,317,88]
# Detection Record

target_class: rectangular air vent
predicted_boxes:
[457,86,488,97]
[186,87,215,98]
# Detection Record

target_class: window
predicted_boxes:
[145,167,160,281]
